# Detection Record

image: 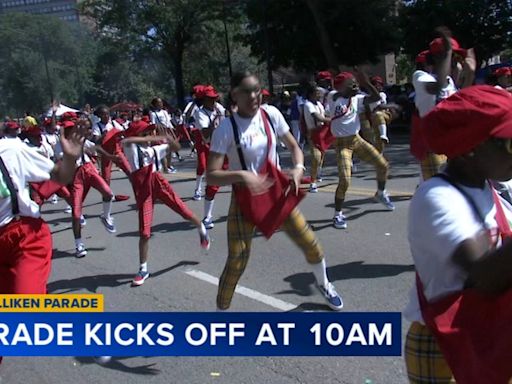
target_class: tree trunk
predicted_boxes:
[304,0,339,71]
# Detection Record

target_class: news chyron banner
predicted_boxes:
[0,294,401,356]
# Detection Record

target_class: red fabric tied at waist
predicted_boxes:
[233,160,304,239]
[30,179,65,200]
[310,122,335,153]
[231,109,305,239]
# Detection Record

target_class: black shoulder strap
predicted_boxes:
[434,173,485,225]
[136,145,145,169]
[0,155,19,216]
[230,115,248,171]
[153,147,160,171]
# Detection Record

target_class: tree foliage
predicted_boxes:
[0,13,97,115]
[80,0,246,107]
[399,0,512,64]
[241,0,401,71]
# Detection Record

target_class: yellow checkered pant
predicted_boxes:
[335,134,389,201]
[371,110,391,153]
[307,132,325,183]
[405,322,455,383]
[420,153,447,181]
[216,195,324,309]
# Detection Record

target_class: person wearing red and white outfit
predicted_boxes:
[57,118,118,258]
[150,97,181,173]
[92,105,132,185]
[24,124,73,209]
[490,66,512,90]
[192,85,227,229]
[303,83,331,193]
[0,119,83,366]
[122,120,210,286]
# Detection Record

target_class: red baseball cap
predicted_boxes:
[25,125,42,136]
[422,85,512,159]
[4,121,20,131]
[415,50,429,64]
[61,120,76,130]
[370,76,384,86]
[202,85,219,99]
[429,37,467,58]
[493,67,512,77]
[61,111,78,121]
[333,72,355,87]
[316,71,332,81]
[125,120,155,137]
[261,89,271,97]
[192,84,205,96]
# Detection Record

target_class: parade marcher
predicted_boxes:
[121,120,210,286]
[207,71,343,311]
[58,118,118,258]
[412,30,475,181]
[329,70,394,230]
[490,66,512,90]
[0,119,84,294]
[303,83,331,193]
[404,85,512,384]
[2,121,20,140]
[369,76,393,153]
[92,105,133,184]
[149,97,179,173]
[192,85,227,229]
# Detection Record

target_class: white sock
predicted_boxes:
[75,238,83,248]
[204,199,214,220]
[335,210,343,218]
[379,124,388,139]
[102,200,112,219]
[195,175,204,192]
[311,259,329,287]
[140,262,148,273]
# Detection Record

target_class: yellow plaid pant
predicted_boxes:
[405,322,455,383]
[216,195,324,309]
[371,110,391,154]
[307,132,325,183]
[420,153,447,181]
[335,134,389,201]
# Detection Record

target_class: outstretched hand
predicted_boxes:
[60,126,85,159]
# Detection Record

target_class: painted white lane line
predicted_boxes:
[184,269,296,311]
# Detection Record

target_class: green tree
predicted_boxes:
[399,0,512,64]
[0,13,97,116]
[81,0,244,107]
[242,0,401,71]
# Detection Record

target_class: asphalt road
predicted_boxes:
[0,133,419,384]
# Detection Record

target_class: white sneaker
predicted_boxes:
[333,215,347,229]
[316,282,343,311]
[374,190,395,211]
[64,205,72,214]
[193,190,202,201]
[80,215,87,226]
[309,183,318,193]
[167,167,177,174]
[50,195,58,205]
[76,243,87,258]
[202,217,214,229]
[100,215,117,233]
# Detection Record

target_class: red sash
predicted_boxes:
[310,122,335,153]
[417,181,512,383]
[410,110,429,160]
[232,110,305,239]
[30,180,65,200]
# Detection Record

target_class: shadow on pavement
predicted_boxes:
[279,261,415,297]
[47,261,199,293]
[287,302,332,312]
[74,357,160,375]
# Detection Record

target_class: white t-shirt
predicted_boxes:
[328,94,366,137]
[43,132,59,148]
[404,176,512,323]
[412,70,457,117]
[24,138,54,160]
[303,100,325,130]
[0,139,55,226]
[193,105,226,143]
[210,105,290,173]
[92,120,123,137]
[323,90,336,117]
[123,143,168,173]
[369,92,388,111]
[150,109,172,129]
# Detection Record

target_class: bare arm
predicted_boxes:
[356,69,381,105]
[425,30,452,95]
[50,127,85,185]
[311,112,331,124]
[281,131,305,195]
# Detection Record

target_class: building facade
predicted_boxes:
[0,0,79,22]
